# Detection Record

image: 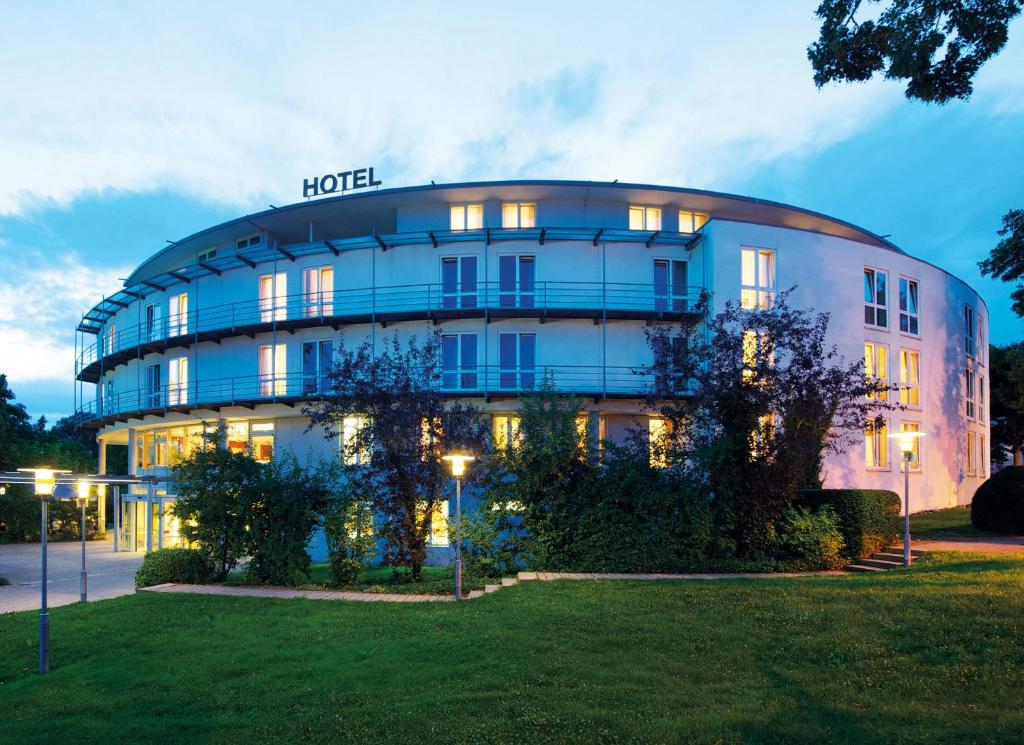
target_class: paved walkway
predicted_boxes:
[140,583,451,602]
[0,537,143,614]
[912,537,1024,554]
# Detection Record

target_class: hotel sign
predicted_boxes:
[303,167,382,198]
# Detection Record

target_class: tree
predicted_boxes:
[808,0,1022,103]
[644,290,896,554]
[990,342,1024,465]
[304,332,489,579]
[0,374,32,471]
[980,209,1024,317]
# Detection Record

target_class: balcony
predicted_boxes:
[76,366,690,427]
[76,281,702,383]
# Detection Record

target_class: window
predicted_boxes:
[864,268,888,328]
[900,421,922,471]
[898,349,919,406]
[649,417,670,468]
[498,255,535,309]
[259,272,287,322]
[102,380,114,413]
[302,340,334,395]
[105,324,117,355]
[198,248,217,262]
[167,356,188,405]
[442,333,478,390]
[237,234,261,251]
[977,316,985,365]
[964,305,975,357]
[979,375,985,423]
[302,266,334,317]
[743,329,770,383]
[865,419,889,469]
[226,421,249,455]
[502,202,536,228]
[864,342,889,401]
[678,210,708,233]
[145,303,162,342]
[751,412,775,458]
[654,259,688,311]
[966,431,977,475]
[341,415,370,465]
[499,333,536,389]
[258,343,287,396]
[418,500,449,547]
[492,415,522,454]
[741,248,775,310]
[145,363,161,408]
[251,421,275,463]
[450,203,483,231]
[653,334,687,392]
[979,434,987,478]
[898,277,919,335]
[168,292,188,337]
[441,256,477,309]
[965,367,976,419]
[629,205,661,231]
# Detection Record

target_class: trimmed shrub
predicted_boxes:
[135,548,214,588]
[776,506,846,570]
[797,489,900,560]
[972,467,1024,535]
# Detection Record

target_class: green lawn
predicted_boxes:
[2,553,1024,743]
[224,564,488,595]
[910,507,990,539]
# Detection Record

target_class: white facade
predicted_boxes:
[73,181,989,551]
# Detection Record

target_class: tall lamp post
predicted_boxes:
[76,480,90,602]
[441,452,475,602]
[16,467,71,674]
[888,431,926,567]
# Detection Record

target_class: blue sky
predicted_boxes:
[1,2,1021,421]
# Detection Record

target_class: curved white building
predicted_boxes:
[74,181,990,553]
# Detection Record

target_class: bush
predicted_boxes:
[323,486,376,586]
[797,489,900,560]
[972,467,1024,535]
[135,548,214,588]
[776,506,846,570]
[460,502,532,578]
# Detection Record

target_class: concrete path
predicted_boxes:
[140,583,451,602]
[0,537,143,614]
[912,537,1024,554]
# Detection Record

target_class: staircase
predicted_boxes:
[846,545,926,573]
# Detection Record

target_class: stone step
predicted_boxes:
[884,546,926,557]
[858,557,904,570]
[500,577,519,587]
[517,571,539,582]
[466,589,485,600]
[871,552,905,561]
[484,584,501,594]
[846,564,887,573]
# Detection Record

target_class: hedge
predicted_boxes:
[135,548,215,588]
[972,467,1024,535]
[797,489,901,560]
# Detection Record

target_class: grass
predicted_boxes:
[2,553,1024,743]
[910,507,991,539]
[224,564,488,595]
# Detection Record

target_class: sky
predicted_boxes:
[0,1,1022,421]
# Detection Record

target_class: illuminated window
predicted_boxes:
[168,428,187,465]
[418,500,449,547]
[678,210,708,233]
[145,363,161,408]
[965,367,976,419]
[493,415,521,454]
[741,248,775,309]
[649,417,670,468]
[743,330,771,382]
[864,268,888,329]
[442,333,478,390]
[259,272,287,322]
[450,203,483,231]
[302,266,334,317]
[302,340,334,395]
[441,256,478,309]
[167,356,188,405]
[966,431,977,475]
[900,421,922,471]
[498,255,535,309]
[251,421,275,463]
[751,412,775,458]
[575,414,590,454]
[654,259,688,312]
[258,343,287,396]
[499,333,536,389]
[899,349,919,406]
[865,419,889,469]
[979,375,985,423]
[898,278,919,335]
[502,202,536,228]
[168,292,188,337]
[226,421,249,455]
[341,415,370,465]
[236,234,261,251]
[420,417,443,460]
[629,205,661,231]
[979,434,987,477]
[864,342,889,401]
[964,305,976,357]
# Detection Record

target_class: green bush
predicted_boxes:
[972,467,1024,535]
[776,506,846,570]
[323,486,376,586]
[797,489,900,560]
[135,548,214,588]
[1,485,103,543]
[460,502,532,578]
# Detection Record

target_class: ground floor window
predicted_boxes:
[966,431,977,475]
[865,419,889,470]
[900,421,922,471]
[417,500,449,547]
[493,414,522,454]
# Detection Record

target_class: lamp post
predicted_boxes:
[16,467,71,674]
[441,452,475,602]
[76,480,90,602]
[888,431,926,567]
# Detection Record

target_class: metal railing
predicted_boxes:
[77,281,702,371]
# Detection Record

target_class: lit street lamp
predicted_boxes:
[76,480,90,602]
[888,431,927,567]
[441,452,475,601]
[16,467,71,674]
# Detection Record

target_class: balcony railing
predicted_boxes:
[77,281,702,376]
[77,365,685,423]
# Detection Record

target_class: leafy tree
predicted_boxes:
[980,209,1024,317]
[990,342,1024,465]
[644,290,896,554]
[0,374,32,471]
[304,332,489,579]
[808,0,1022,103]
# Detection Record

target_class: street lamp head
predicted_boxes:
[17,468,71,497]
[76,480,91,501]
[442,452,475,477]
[888,430,926,457]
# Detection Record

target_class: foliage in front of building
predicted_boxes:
[990,342,1024,466]
[134,547,215,588]
[321,481,375,585]
[797,489,901,560]
[971,466,1024,535]
[0,486,103,543]
[774,506,846,571]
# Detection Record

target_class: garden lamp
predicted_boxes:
[76,480,91,603]
[442,452,475,601]
[888,431,926,567]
